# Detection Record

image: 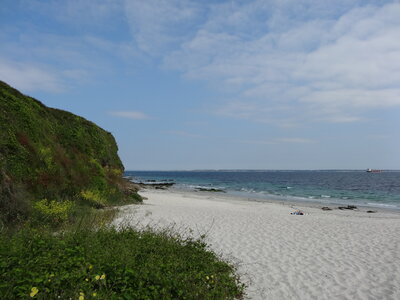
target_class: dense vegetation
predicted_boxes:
[0,227,244,299]
[0,81,244,299]
[0,80,140,225]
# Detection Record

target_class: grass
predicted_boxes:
[0,224,245,299]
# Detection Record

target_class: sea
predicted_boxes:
[124,170,400,210]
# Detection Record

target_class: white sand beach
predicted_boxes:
[113,189,400,300]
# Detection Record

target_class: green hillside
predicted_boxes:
[0,81,139,225]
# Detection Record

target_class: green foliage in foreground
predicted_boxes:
[0,227,245,299]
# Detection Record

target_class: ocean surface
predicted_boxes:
[125,170,400,210]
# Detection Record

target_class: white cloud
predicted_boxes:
[0,1,137,93]
[239,139,276,145]
[0,30,118,93]
[367,134,390,140]
[239,137,316,145]
[276,138,316,144]
[0,59,62,92]
[157,1,400,124]
[123,0,203,54]
[165,130,203,138]
[300,89,400,108]
[0,27,144,93]
[4,0,399,126]
[110,111,151,120]
[24,0,123,28]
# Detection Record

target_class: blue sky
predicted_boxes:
[1,0,400,170]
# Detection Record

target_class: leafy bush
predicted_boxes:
[80,190,107,208]
[128,191,143,203]
[0,167,31,225]
[0,227,245,299]
[32,199,74,226]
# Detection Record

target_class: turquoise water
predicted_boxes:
[125,170,400,210]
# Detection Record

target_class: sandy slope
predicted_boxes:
[113,189,400,300]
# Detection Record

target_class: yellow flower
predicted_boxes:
[85,278,89,282]
[79,296,84,300]
[30,287,39,297]
[92,292,97,297]
[88,265,93,270]
[95,275,100,280]
[100,274,106,280]
[206,276,209,280]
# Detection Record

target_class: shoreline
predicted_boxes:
[114,188,400,299]
[126,170,400,212]
[169,186,400,215]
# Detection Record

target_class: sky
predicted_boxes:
[1,0,400,170]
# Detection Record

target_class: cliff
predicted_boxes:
[0,81,139,224]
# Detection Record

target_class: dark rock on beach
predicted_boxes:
[338,205,357,210]
[135,182,175,189]
[195,188,226,193]
[321,207,333,211]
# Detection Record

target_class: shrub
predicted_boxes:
[32,199,74,226]
[0,168,31,225]
[129,191,143,203]
[80,190,107,208]
[0,227,245,299]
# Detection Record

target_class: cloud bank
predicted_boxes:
[125,0,400,125]
[2,0,399,126]
[110,111,151,120]
[0,59,62,92]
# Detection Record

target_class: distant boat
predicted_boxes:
[366,168,382,173]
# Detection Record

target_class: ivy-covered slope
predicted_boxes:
[0,81,137,224]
